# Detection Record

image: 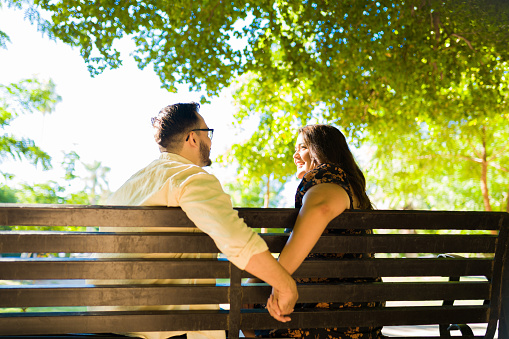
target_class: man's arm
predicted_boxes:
[244,250,298,322]
[177,171,298,321]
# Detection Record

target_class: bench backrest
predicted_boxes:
[0,204,507,338]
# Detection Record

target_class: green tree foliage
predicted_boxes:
[1,0,54,41]
[26,0,509,210]
[15,181,90,205]
[29,0,509,101]
[0,5,93,208]
[0,78,62,178]
[0,152,92,206]
[0,27,10,49]
[369,111,509,211]
[0,185,17,202]
[1,1,61,178]
[225,174,285,208]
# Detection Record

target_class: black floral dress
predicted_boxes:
[257,163,383,339]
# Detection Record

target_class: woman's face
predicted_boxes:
[294,133,312,179]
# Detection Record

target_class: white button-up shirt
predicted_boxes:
[94,152,268,339]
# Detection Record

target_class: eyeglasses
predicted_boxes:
[186,128,214,141]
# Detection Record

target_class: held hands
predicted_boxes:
[266,284,298,322]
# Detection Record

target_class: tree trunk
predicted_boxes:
[506,187,509,212]
[263,176,270,208]
[261,176,271,233]
[480,160,491,211]
[480,127,492,211]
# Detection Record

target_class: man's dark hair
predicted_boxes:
[152,102,201,151]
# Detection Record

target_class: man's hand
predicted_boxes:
[243,250,298,322]
[266,283,298,322]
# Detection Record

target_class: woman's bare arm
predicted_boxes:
[278,183,351,274]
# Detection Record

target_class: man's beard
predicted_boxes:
[200,141,212,167]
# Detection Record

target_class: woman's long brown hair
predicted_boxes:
[299,124,373,210]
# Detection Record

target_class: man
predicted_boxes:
[103,102,298,339]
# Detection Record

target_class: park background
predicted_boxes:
[1,0,508,212]
[0,2,507,336]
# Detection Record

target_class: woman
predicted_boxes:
[262,124,382,338]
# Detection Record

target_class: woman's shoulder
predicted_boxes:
[301,163,348,184]
[297,163,350,194]
[295,163,353,209]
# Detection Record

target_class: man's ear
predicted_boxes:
[187,132,199,148]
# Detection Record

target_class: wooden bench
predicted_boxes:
[0,204,507,338]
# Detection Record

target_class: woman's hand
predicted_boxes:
[266,286,296,322]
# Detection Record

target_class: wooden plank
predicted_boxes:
[0,310,228,335]
[264,234,497,254]
[228,264,242,339]
[242,281,491,304]
[0,232,219,253]
[1,205,504,231]
[240,306,489,329]
[245,258,494,279]
[326,210,504,231]
[0,259,230,280]
[295,257,494,278]
[0,205,194,228]
[0,232,497,254]
[0,281,491,308]
[0,285,229,307]
[0,306,489,336]
[0,258,493,280]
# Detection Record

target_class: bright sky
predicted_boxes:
[1,6,280,200]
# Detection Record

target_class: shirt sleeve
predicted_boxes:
[175,170,269,270]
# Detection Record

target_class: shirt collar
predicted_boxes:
[159,152,196,165]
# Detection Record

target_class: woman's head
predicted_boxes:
[294,124,373,209]
[296,125,350,168]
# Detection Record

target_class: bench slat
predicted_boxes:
[291,258,494,279]
[0,259,230,280]
[0,285,229,307]
[1,204,504,230]
[240,306,489,329]
[0,310,229,335]
[0,258,493,280]
[0,281,490,307]
[0,306,488,335]
[0,205,196,228]
[0,232,497,254]
[326,210,504,231]
[242,281,491,303]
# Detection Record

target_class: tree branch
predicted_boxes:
[207,0,222,23]
[489,162,509,173]
[450,33,475,51]
[487,144,509,161]
[465,137,482,159]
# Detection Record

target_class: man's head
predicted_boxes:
[152,102,213,167]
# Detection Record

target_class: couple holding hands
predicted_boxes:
[105,102,381,339]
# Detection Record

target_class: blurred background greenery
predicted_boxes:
[1,0,507,213]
